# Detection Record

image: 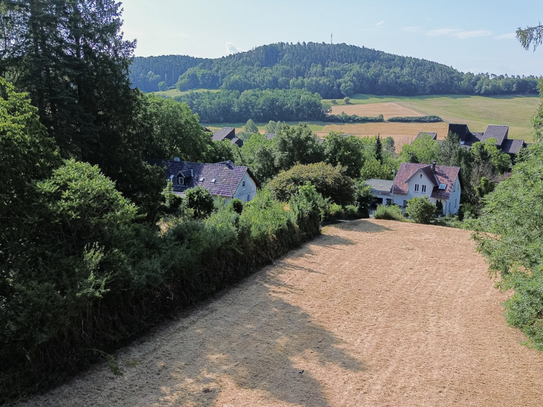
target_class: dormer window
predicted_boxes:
[177,174,184,185]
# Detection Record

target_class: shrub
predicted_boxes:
[406,196,436,224]
[267,162,355,206]
[185,186,215,219]
[374,204,405,221]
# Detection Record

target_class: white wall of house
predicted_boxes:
[393,169,437,207]
[232,172,258,202]
[392,169,461,215]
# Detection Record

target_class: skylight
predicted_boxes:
[438,184,446,190]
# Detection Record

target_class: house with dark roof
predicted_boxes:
[367,162,461,215]
[448,123,526,156]
[154,159,258,202]
[212,127,244,147]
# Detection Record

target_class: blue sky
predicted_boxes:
[121,0,543,76]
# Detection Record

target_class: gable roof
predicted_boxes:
[152,159,257,198]
[366,179,394,196]
[479,125,508,146]
[212,127,236,142]
[393,162,460,200]
[501,138,525,155]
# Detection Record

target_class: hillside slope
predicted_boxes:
[131,43,539,97]
[20,220,543,406]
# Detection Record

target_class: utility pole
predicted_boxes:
[331,33,333,44]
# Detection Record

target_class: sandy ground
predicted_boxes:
[19,220,543,407]
[330,102,423,120]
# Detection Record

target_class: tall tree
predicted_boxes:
[0,0,164,217]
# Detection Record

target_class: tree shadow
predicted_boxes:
[143,253,367,406]
[328,219,392,233]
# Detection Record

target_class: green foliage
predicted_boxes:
[327,112,384,123]
[406,196,436,224]
[474,144,543,348]
[268,162,355,206]
[175,88,325,123]
[244,119,259,134]
[374,135,384,164]
[400,133,440,164]
[131,43,539,96]
[289,183,328,237]
[185,186,215,219]
[373,204,405,221]
[273,123,324,171]
[158,81,169,92]
[387,115,442,123]
[145,95,213,162]
[354,182,373,218]
[517,24,543,51]
[323,132,365,179]
[228,198,244,215]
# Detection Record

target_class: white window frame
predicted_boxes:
[422,185,427,193]
[414,184,419,192]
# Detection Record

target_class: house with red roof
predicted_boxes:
[367,162,461,215]
[153,159,258,202]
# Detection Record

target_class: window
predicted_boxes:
[242,180,246,187]
[247,194,250,202]
[414,184,419,192]
[422,185,427,193]
[403,200,407,207]
[177,174,184,185]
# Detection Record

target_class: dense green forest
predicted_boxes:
[131,43,540,96]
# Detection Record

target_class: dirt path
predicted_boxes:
[21,220,543,406]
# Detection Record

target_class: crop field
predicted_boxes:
[20,220,543,407]
[327,94,540,141]
[153,88,219,98]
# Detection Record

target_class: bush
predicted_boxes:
[387,115,443,123]
[406,196,436,224]
[373,204,405,221]
[267,162,355,206]
[185,186,215,219]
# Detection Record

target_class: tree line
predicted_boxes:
[131,42,540,97]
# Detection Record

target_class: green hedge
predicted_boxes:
[0,189,321,402]
[387,115,443,123]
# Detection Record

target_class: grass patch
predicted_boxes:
[323,94,539,141]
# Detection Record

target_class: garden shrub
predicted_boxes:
[406,196,436,224]
[373,204,405,221]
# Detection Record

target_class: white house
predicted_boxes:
[367,162,461,215]
[154,159,259,202]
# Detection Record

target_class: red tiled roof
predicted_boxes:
[393,162,460,200]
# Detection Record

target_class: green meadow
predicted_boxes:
[328,94,540,141]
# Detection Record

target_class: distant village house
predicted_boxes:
[367,161,461,215]
[154,159,258,202]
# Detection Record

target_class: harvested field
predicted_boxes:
[20,220,543,407]
[315,121,449,152]
[329,102,423,119]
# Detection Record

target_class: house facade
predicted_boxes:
[367,162,461,215]
[154,159,258,202]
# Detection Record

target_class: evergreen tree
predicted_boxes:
[374,135,383,164]
[0,0,164,218]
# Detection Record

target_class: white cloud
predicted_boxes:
[496,32,516,40]
[425,28,492,39]
[452,30,492,39]
[403,26,421,33]
[426,28,462,37]
[376,21,384,26]
[225,42,244,54]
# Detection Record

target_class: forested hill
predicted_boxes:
[130,42,540,97]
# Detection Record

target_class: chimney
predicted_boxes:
[432,160,436,172]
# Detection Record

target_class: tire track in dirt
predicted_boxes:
[19,220,543,406]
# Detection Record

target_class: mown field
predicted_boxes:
[178,92,539,143]
[19,220,543,406]
[328,94,540,141]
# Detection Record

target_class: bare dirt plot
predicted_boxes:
[329,102,424,120]
[20,220,543,407]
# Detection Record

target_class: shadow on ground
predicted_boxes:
[148,229,367,406]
